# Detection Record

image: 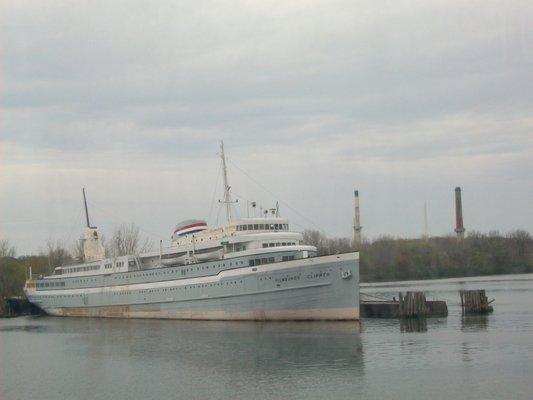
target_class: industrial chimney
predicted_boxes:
[454,187,465,240]
[353,190,362,249]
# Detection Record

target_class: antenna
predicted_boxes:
[218,140,238,223]
[82,188,91,228]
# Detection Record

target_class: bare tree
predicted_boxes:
[302,230,353,255]
[45,240,73,273]
[71,239,85,263]
[107,223,153,257]
[0,239,16,258]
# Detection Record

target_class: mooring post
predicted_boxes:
[459,289,493,314]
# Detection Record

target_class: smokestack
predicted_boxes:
[454,187,465,240]
[353,190,362,249]
[423,201,429,241]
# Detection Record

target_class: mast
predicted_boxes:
[220,140,234,223]
[82,188,91,228]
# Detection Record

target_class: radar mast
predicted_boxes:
[219,140,236,223]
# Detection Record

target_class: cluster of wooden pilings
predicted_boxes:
[459,289,494,314]
[360,291,448,318]
[360,289,495,319]
[398,291,428,317]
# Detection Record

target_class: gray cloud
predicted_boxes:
[1,0,532,254]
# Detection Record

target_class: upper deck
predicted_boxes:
[172,217,290,246]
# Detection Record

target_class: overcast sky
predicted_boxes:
[1,0,532,255]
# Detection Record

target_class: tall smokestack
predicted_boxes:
[423,201,429,241]
[353,190,362,250]
[454,187,465,240]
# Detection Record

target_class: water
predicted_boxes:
[1,274,532,400]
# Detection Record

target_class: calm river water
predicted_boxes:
[1,274,532,400]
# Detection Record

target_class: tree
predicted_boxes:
[0,239,16,258]
[44,240,73,273]
[0,239,23,306]
[107,223,153,257]
[71,238,85,262]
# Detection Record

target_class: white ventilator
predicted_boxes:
[81,188,105,262]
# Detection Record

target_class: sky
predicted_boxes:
[1,0,532,255]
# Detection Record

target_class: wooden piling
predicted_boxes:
[398,291,429,318]
[459,289,493,314]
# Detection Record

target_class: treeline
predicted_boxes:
[303,229,533,282]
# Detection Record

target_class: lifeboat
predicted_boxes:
[172,219,208,240]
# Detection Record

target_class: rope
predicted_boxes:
[207,160,222,225]
[360,292,393,301]
[227,158,325,233]
[86,201,169,242]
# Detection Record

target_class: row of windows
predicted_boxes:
[249,257,275,267]
[63,264,100,274]
[36,281,66,288]
[236,223,288,231]
[36,280,247,300]
[262,242,296,248]
[73,278,97,284]
[39,259,250,289]
[110,261,246,280]
[282,255,295,261]
[103,260,128,270]
[34,294,83,299]
[57,259,132,275]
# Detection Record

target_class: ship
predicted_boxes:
[24,142,359,320]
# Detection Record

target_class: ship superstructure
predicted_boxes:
[24,142,359,320]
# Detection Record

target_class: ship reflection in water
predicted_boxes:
[83,319,364,375]
[0,317,365,400]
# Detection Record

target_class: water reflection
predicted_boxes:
[461,315,489,332]
[32,318,365,375]
[0,317,366,400]
[399,317,427,333]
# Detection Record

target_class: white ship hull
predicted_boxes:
[26,253,360,321]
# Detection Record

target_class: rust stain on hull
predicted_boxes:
[48,306,359,321]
